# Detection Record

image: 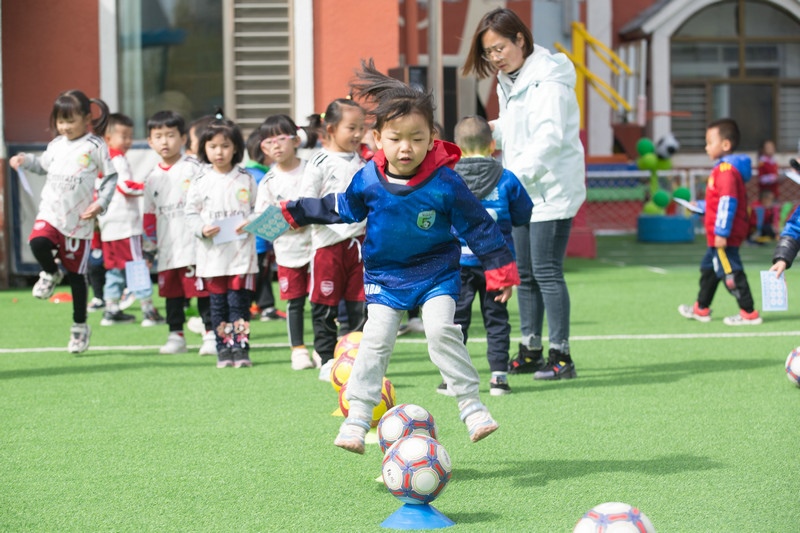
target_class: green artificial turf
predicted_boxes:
[1,235,798,532]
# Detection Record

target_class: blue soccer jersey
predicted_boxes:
[285,141,517,309]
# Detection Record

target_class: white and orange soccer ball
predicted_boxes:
[339,377,396,427]
[381,434,451,505]
[573,502,656,533]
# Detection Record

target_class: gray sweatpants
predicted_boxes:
[345,295,482,422]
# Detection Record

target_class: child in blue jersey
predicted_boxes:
[435,115,532,397]
[282,60,520,453]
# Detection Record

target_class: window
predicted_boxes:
[670,0,800,151]
[118,0,224,138]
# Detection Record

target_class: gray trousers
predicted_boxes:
[345,295,481,422]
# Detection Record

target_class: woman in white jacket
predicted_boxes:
[464,7,586,380]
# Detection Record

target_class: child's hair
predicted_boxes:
[454,116,493,154]
[186,114,216,151]
[462,8,534,80]
[49,89,110,137]
[246,126,267,164]
[349,59,435,133]
[322,98,364,132]
[707,118,740,151]
[107,113,134,132]
[758,138,775,157]
[197,116,245,166]
[300,114,325,148]
[146,110,186,135]
[260,114,300,140]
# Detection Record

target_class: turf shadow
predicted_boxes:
[512,357,777,392]
[454,453,722,487]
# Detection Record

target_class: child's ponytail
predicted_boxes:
[89,98,111,137]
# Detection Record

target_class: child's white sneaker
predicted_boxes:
[159,332,188,354]
[334,418,371,454]
[291,347,314,370]
[460,401,499,443]
[723,309,762,326]
[119,289,136,311]
[318,358,334,382]
[199,331,217,356]
[33,270,63,299]
[187,316,205,335]
[67,323,91,354]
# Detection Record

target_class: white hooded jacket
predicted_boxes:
[493,44,586,222]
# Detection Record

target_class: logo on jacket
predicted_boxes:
[78,153,91,168]
[237,188,250,203]
[417,210,436,230]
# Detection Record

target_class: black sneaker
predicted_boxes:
[489,375,512,396]
[533,349,577,380]
[232,347,252,368]
[508,344,545,374]
[100,310,137,326]
[217,347,234,368]
[436,381,455,396]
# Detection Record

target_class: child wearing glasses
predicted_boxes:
[250,114,315,370]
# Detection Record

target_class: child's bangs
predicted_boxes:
[52,96,85,121]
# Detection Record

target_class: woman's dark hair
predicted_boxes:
[462,8,534,80]
[197,115,245,166]
[349,59,435,133]
[49,89,111,137]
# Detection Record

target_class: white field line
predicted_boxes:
[4,330,800,354]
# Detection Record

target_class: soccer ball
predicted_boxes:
[377,404,438,453]
[573,502,656,533]
[334,331,363,359]
[330,352,356,391]
[382,435,451,505]
[339,377,396,427]
[786,348,800,387]
[655,132,680,159]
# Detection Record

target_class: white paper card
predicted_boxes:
[243,205,290,242]
[212,215,247,245]
[673,197,704,214]
[125,260,152,293]
[761,270,788,311]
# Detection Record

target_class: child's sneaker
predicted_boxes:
[216,348,234,368]
[460,401,499,443]
[312,350,323,368]
[508,344,545,374]
[260,307,287,321]
[119,289,136,311]
[436,381,456,396]
[187,316,205,335]
[199,331,217,356]
[86,297,105,312]
[489,373,511,396]
[233,347,252,368]
[159,332,188,354]
[291,347,315,370]
[67,323,91,354]
[318,358,334,382]
[333,418,371,454]
[533,349,577,380]
[723,309,763,326]
[100,310,136,326]
[32,270,63,299]
[678,302,711,323]
[141,308,166,327]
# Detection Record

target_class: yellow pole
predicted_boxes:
[572,21,586,130]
